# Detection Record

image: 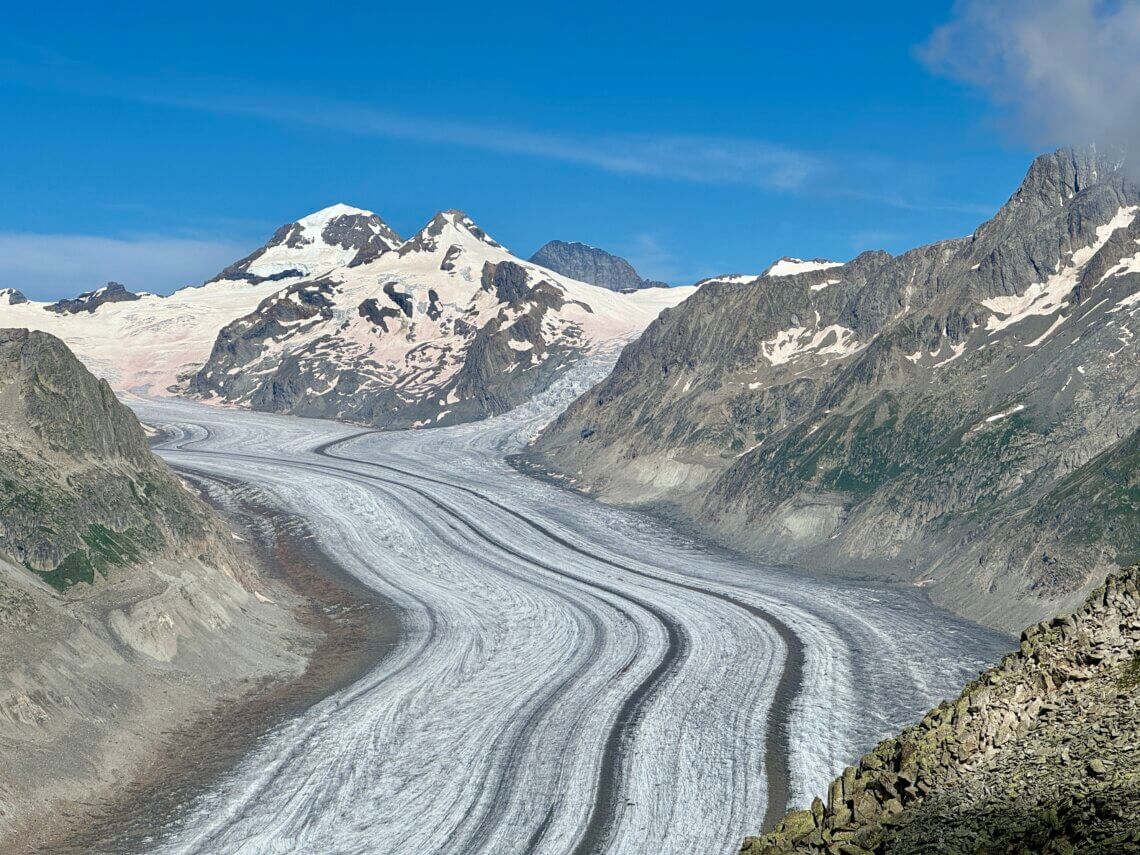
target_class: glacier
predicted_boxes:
[129,357,1011,855]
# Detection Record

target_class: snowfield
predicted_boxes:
[131,358,1009,855]
[0,281,284,393]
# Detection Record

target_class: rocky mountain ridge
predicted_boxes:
[188,209,696,429]
[745,561,1140,854]
[0,206,695,428]
[210,203,403,284]
[529,240,667,291]
[46,281,140,315]
[528,145,1140,631]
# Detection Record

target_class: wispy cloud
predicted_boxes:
[920,0,1140,157]
[1,43,1002,210]
[0,233,250,300]
[131,91,822,192]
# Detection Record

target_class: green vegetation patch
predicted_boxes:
[1034,430,1139,556]
[31,523,143,591]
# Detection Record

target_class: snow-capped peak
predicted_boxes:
[211,203,401,284]
[765,257,844,277]
[697,273,761,286]
[399,209,504,256]
[297,202,377,228]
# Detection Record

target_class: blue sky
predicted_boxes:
[0,2,1073,297]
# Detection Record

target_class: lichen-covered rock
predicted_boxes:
[742,563,1140,854]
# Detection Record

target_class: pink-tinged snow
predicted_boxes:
[982,206,1139,334]
[766,258,843,277]
[0,280,283,393]
[761,323,861,366]
[0,208,697,411]
[251,210,698,398]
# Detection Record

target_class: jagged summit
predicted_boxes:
[210,204,402,284]
[529,240,666,291]
[399,209,504,256]
[46,281,140,315]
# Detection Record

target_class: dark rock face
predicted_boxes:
[481,260,532,304]
[0,329,238,589]
[46,282,140,314]
[529,145,1140,631]
[188,279,339,400]
[530,240,666,291]
[449,293,579,419]
[383,282,414,317]
[0,289,27,305]
[744,563,1140,855]
[358,297,401,332]
[210,207,401,284]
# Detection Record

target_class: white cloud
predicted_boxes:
[0,233,250,300]
[920,0,1140,154]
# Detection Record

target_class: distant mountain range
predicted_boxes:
[0,206,695,427]
[527,145,1140,632]
[189,208,694,428]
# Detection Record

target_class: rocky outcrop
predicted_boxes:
[0,290,27,306]
[743,562,1140,855]
[45,282,139,314]
[0,328,242,588]
[530,240,667,291]
[528,145,1140,631]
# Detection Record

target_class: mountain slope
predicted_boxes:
[0,328,308,848]
[0,328,240,588]
[745,562,1140,854]
[189,211,696,429]
[529,240,667,291]
[528,145,1140,631]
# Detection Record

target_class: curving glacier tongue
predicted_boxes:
[131,356,1010,855]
